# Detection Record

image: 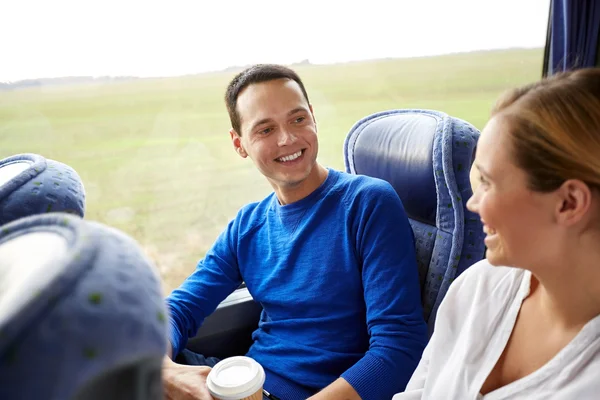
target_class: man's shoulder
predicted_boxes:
[328,171,409,234]
[332,169,397,200]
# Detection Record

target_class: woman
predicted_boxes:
[394,68,600,399]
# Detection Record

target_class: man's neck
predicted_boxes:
[273,164,329,206]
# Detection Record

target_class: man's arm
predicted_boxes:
[389,339,432,399]
[166,218,243,359]
[323,181,428,400]
[400,341,431,394]
[393,259,481,399]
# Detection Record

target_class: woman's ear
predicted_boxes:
[555,179,593,227]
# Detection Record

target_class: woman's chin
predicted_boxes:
[485,248,508,267]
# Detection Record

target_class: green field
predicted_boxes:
[0,48,543,293]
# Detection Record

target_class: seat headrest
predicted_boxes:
[0,213,167,400]
[0,153,86,226]
[344,110,440,225]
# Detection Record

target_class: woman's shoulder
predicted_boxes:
[428,260,530,352]
[455,258,524,287]
[441,259,528,310]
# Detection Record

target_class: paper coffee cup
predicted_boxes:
[206,356,266,400]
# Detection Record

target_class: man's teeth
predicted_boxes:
[278,151,302,162]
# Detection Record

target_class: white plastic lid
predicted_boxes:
[0,231,69,325]
[206,356,266,400]
[0,161,32,188]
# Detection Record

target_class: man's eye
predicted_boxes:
[259,128,273,135]
[294,117,306,123]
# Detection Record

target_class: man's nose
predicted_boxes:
[277,128,297,146]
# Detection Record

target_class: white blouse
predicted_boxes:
[393,259,600,400]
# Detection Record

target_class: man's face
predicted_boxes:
[230,78,319,189]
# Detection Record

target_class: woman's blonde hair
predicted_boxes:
[492,68,600,192]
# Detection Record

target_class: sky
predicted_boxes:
[1,0,550,82]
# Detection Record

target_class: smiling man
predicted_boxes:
[162,64,428,400]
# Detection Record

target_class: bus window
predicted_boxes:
[0,0,550,292]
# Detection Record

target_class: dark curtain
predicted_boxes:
[543,0,600,76]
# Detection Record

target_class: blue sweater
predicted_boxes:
[166,168,428,400]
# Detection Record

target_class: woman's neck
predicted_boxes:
[530,234,600,330]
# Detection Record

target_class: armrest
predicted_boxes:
[185,288,262,359]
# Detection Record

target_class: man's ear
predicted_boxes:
[230,129,247,158]
[555,179,593,227]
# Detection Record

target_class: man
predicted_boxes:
[163,64,428,400]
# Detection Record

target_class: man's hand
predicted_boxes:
[163,356,215,400]
[307,377,361,400]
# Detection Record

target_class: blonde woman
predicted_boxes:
[394,68,600,399]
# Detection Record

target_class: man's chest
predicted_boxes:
[239,230,363,312]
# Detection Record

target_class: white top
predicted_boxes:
[393,259,600,400]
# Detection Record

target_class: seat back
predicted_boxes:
[344,109,486,332]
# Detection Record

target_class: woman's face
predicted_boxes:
[467,116,560,268]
